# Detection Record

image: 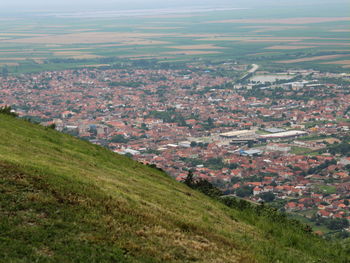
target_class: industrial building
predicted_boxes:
[220,130,256,138]
[260,130,307,140]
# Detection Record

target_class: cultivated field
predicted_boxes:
[0,4,349,73]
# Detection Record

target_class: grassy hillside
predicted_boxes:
[0,114,349,263]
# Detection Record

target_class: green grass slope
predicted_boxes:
[0,114,349,263]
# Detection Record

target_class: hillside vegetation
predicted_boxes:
[0,114,349,263]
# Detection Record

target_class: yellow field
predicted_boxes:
[247,52,282,56]
[329,29,350,32]
[168,44,225,50]
[276,55,348,63]
[265,45,318,50]
[163,50,222,55]
[53,51,102,59]
[207,17,350,25]
[137,27,184,30]
[83,64,111,67]
[0,33,51,37]
[2,32,172,45]
[0,58,30,61]
[0,62,19,66]
[294,42,350,46]
[321,60,350,65]
[321,60,350,67]
[241,25,307,33]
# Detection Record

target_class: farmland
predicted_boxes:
[0,4,349,73]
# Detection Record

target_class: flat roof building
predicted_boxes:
[220,130,255,138]
[260,130,307,140]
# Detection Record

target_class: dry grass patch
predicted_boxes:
[118,54,172,60]
[168,44,225,50]
[265,45,318,50]
[276,54,348,63]
[0,57,29,61]
[329,29,350,32]
[124,40,170,45]
[142,14,200,19]
[197,36,319,42]
[321,60,350,65]
[241,25,307,33]
[0,33,51,37]
[207,17,350,25]
[51,47,93,51]
[4,32,172,45]
[53,51,102,59]
[134,225,243,263]
[138,26,184,30]
[0,62,19,66]
[294,42,350,46]
[83,64,110,67]
[163,50,222,55]
[33,59,44,64]
[247,52,282,56]
[118,54,159,58]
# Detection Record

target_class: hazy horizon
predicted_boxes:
[1,0,349,13]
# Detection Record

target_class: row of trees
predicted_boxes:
[0,106,18,117]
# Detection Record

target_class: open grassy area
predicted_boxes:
[290,146,313,155]
[314,184,338,195]
[0,114,350,262]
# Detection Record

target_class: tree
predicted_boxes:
[228,163,238,169]
[1,66,8,76]
[207,117,214,128]
[48,123,56,130]
[0,106,18,117]
[184,170,194,187]
[259,192,276,202]
[230,177,240,184]
[247,141,254,148]
[271,181,277,187]
[140,123,148,130]
[111,134,128,143]
[236,186,253,198]
[326,218,349,230]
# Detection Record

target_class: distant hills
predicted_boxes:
[0,113,349,262]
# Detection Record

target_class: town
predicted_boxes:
[1,61,349,236]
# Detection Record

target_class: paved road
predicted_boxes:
[239,64,259,81]
[248,64,259,73]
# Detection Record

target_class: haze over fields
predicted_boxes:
[0,0,349,73]
[1,0,349,12]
